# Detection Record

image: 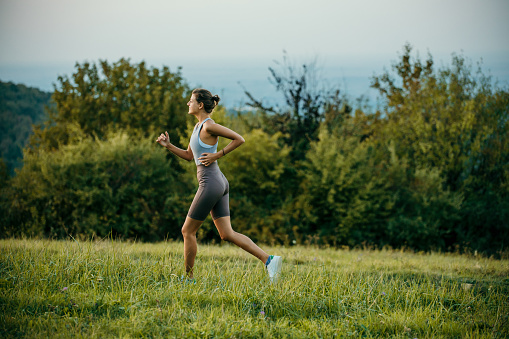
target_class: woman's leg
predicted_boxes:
[213,216,270,264]
[181,216,204,278]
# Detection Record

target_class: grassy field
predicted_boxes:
[0,238,508,338]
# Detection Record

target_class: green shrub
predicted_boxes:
[2,131,193,241]
[299,122,462,250]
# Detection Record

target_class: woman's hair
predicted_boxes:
[192,88,220,113]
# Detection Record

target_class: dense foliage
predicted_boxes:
[1,47,508,255]
[0,81,52,174]
[2,132,193,240]
[369,45,509,253]
[28,59,190,152]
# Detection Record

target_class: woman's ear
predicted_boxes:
[199,102,204,110]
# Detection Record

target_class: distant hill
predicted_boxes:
[0,80,52,175]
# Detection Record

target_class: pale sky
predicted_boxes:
[1,0,508,105]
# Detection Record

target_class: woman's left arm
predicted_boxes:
[197,122,245,166]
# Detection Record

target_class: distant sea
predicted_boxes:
[1,54,508,111]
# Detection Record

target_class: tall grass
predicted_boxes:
[1,238,508,338]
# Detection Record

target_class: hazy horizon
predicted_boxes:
[1,50,508,109]
[2,0,508,108]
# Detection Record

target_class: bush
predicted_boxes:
[299,122,462,250]
[1,131,194,241]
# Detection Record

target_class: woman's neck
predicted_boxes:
[196,113,210,124]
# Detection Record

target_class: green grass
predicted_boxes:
[0,238,508,338]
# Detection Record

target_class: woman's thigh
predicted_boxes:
[187,184,223,221]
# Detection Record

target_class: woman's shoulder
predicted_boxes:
[203,118,217,129]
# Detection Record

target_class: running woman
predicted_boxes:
[156,88,282,282]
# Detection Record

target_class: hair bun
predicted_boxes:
[192,88,220,113]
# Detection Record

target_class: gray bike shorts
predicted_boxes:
[187,162,230,221]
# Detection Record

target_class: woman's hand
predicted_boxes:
[198,152,220,166]
[156,131,171,148]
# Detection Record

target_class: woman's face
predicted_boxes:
[187,94,201,115]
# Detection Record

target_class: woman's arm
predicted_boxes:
[197,122,245,166]
[156,131,194,162]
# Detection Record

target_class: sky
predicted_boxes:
[1,0,508,107]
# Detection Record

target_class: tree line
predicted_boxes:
[0,81,52,177]
[1,45,507,255]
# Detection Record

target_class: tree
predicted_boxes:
[1,59,195,240]
[371,44,508,191]
[371,44,509,253]
[29,59,190,153]
[244,52,351,161]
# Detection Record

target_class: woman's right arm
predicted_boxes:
[156,131,193,162]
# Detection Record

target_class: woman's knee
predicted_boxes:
[181,225,196,238]
[181,217,202,238]
[220,231,235,242]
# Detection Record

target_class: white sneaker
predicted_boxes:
[266,255,282,283]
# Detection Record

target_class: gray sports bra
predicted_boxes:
[190,117,218,166]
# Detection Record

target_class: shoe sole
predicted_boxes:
[269,256,282,283]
